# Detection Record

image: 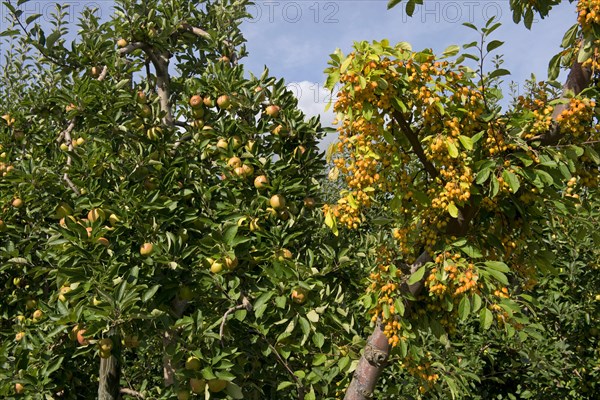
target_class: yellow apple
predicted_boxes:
[265,105,280,117]
[269,194,286,210]
[254,175,269,189]
[140,242,154,256]
[185,356,201,371]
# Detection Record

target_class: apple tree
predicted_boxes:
[0,0,368,399]
[322,1,600,398]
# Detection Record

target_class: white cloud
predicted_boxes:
[287,80,336,126]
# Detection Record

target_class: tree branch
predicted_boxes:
[120,388,145,399]
[117,42,147,56]
[57,119,80,196]
[392,111,439,179]
[219,295,252,346]
[178,22,211,39]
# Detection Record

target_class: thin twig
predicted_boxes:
[98,65,108,81]
[259,332,305,400]
[120,387,145,399]
[219,295,252,345]
[57,119,80,195]
[179,23,210,39]
[117,42,146,56]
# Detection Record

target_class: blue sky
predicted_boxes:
[241,0,577,125]
[0,0,577,127]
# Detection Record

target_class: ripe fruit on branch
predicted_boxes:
[185,356,201,371]
[177,390,190,400]
[203,96,214,107]
[270,194,286,210]
[15,331,25,341]
[140,105,152,118]
[108,214,120,226]
[276,248,293,261]
[291,287,308,304]
[140,242,154,257]
[265,105,280,117]
[189,95,203,109]
[12,198,23,208]
[231,135,242,150]
[136,91,147,104]
[90,66,100,77]
[303,197,316,209]
[32,309,43,321]
[210,260,224,273]
[97,237,109,247]
[225,256,238,270]
[241,164,254,177]
[217,95,231,109]
[227,157,242,169]
[117,38,128,48]
[208,379,228,392]
[190,378,206,394]
[25,299,37,310]
[254,175,269,189]
[99,338,113,352]
[54,202,73,219]
[59,286,71,302]
[15,383,24,394]
[216,138,229,150]
[77,329,89,346]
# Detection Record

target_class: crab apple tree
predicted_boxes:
[323,1,600,398]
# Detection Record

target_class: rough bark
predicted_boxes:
[98,353,121,400]
[343,59,591,399]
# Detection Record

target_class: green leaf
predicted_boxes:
[480,308,493,330]
[387,0,403,9]
[340,56,353,73]
[458,296,470,321]
[562,24,579,48]
[223,224,238,245]
[405,0,416,16]
[408,265,426,285]
[446,139,459,158]
[484,261,510,273]
[458,135,473,150]
[472,294,482,313]
[277,381,295,391]
[306,309,320,323]
[142,285,160,302]
[312,332,325,348]
[488,69,510,80]
[486,40,504,52]
[483,267,509,286]
[548,53,561,81]
[447,202,458,218]
[502,170,520,193]
[443,45,460,58]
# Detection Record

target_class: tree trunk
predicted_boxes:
[343,59,593,398]
[98,354,121,400]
